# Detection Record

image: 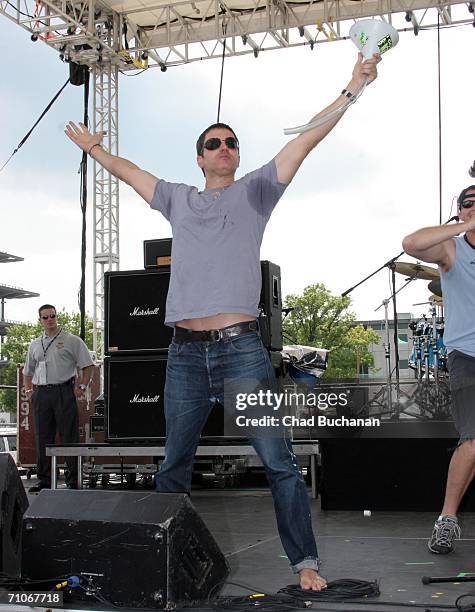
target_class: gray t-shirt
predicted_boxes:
[440,235,475,357]
[24,329,94,385]
[150,159,287,326]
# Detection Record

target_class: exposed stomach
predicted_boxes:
[176,313,256,331]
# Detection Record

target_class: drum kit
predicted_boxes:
[392,261,447,382]
[394,261,451,419]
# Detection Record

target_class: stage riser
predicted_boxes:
[320,439,475,511]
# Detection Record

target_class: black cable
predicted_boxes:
[217,32,227,122]
[455,593,475,612]
[78,68,90,341]
[119,68,148,76]
[0,78,70,173]
[4,0,49,26]
[280,578,380,602]
[437,12,443,225]
[207,581,308,612]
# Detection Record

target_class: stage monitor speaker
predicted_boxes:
[105,356,230,441]
[22,490,229,609]
[105,269,173,355]
[259,260,282,351]
[144,238,172,269]
[0,454,28,577]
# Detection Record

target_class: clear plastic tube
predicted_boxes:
[283,76,368,135]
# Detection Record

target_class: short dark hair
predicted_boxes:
[38,304,56,317]
[457,185,475,209]
[196,123,239,156]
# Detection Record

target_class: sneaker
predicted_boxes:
[428,515,461,554]
[28,483,50,494]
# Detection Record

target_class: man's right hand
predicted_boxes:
[65,121,105,154]
[462,215,475,232]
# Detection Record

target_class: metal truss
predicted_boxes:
[1,0,473,70]
[92,61,120,360]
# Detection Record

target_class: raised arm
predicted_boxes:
[402,222,474,270]
[65,122,159,204]
[275,53,381,184]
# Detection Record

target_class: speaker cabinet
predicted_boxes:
[105,356,230,441]
[22,490,229,609]
[320,438,475,511]
[0,454,28,577]
[105,269,173,355]
[259,261,282,351]
[105,355,168,441]
[144,238,172,269]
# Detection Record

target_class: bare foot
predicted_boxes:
[299,569,327,591]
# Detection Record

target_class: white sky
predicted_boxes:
[0,11,474,326]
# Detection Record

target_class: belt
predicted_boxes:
[37,378,75,388]
[174,320,259,343]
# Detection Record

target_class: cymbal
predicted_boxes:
[393,261,440,281]
[430,293,443,305]
[428,279,443,298]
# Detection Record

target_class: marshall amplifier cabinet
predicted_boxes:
[105,356,229,441]
[105,269,173,355]
[144,237,172,269]
[259,260,282,352]
[105,355,168,441]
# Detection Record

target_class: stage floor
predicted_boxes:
[7,476,475,612]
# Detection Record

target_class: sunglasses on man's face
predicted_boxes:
[202,137,239,153]
[41,314,56,320]
[460,200,475,210]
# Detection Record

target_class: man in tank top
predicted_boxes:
[403,185,475,555]
[66,52,381,591]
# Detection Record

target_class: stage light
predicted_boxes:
[141,51,148,60]
[253,48,259,58]
[31,33,38,41]
[310,41,314,50]
[298,26,304,37]
[405,11,412,21]
[160,63,167,72]
[242,35,247,45]
[468,2,474,12]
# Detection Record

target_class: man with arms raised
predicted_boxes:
[403,186,475,554]
[66,53,380,589]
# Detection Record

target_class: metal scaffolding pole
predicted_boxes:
[92,61,119,360]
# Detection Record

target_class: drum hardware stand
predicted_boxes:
[342,251,404,414]
[374,270,417,415]
[408,297,451,420]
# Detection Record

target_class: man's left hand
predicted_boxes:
[351,52,381,87]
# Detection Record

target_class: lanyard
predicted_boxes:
[41,328,62,360]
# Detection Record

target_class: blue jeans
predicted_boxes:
[155,330,319,573]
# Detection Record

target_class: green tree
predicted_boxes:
[0,311,94,413]
[283,284,379,379]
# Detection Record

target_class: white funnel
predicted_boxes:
[349,19,399,59]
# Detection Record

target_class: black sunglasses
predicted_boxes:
[460,200,475,209]
[202,137,239,153]
[41,314,56,320]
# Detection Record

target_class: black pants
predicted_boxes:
[32,384,79,487]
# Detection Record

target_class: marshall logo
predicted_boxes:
[129,306,160,316]
[130,394,161,404]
